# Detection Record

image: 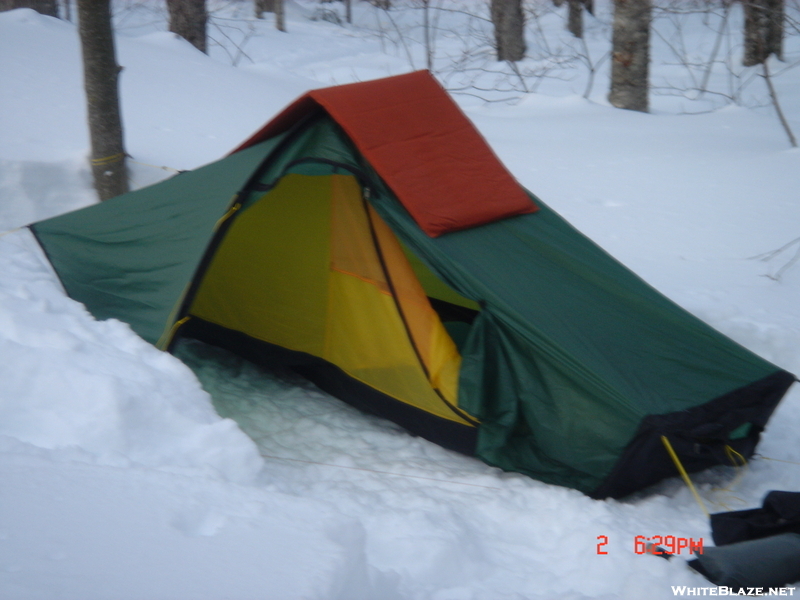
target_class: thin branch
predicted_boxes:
[381,4,417,69]
[751,236,800,281]
[508,60,529,93]
[207,19,254,65]
[762,60,798,147]
[697,2,731,97]
[751,236,800,261]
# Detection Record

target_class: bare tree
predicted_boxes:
[422,0,432,70]
[608,0,651,112]
[568,0,594,38]
[275,0,285,31]
[551,0,593,38]
[567,0,583,38]
[743,0,784,66]
[167,0,207,53]
[255,0,284,31]
[77,0,128,200]
[0,0,58,15]
[255,0,274,17]
[491,0,526,61]
[762,59,797,147]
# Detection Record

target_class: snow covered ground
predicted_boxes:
[1,2,799,598]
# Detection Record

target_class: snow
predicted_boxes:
[1,2,799,598]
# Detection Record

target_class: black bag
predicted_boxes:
[688,533,800,588]
[711,491,800,546]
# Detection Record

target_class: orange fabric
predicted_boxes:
[233,71,537,237]
[366,203,461,403]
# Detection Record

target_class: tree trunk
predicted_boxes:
[567,0,583,38]
[254,0,274,18]
[254,0,284,30]
[344,0,351,24]
[491,0,526,62]
[0,0,58,16]
[77,0,128,201]
[608,0,651,112]
[743,0,784,66]
[274,0,284,31]
[166,0,207,53]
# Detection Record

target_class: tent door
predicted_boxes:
[183,172,475,427]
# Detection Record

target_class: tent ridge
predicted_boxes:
[237,71,538,237]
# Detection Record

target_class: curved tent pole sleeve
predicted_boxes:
[362,188,480,428]
[157,110,329,349]
[159,316,191,351]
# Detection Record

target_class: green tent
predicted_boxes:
[30,71,795,498]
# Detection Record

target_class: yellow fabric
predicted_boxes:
[189,173,473,426]
[328,176,466,421]
[365,202,462,406]
[325,270,462,417]
[189,174,330,356]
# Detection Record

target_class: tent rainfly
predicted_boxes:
[30,71,795,498]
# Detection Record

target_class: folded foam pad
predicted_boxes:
[689,533,800,588]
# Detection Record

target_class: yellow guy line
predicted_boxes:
[756,454,800,467]
[91,152,125,166]
[661,435,710,519]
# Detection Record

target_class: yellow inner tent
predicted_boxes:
[188,173,472,425]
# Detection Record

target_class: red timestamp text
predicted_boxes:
[595,535,704,555]
[635,535,703,555]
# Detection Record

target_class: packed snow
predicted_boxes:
[1,2,799,598]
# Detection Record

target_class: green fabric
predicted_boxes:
[403,244,480,311]
[369,188,780,492]
[32,139,283,344]
[32,119,364,346]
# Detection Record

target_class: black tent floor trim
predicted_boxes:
[592,370,796,499]
[174,317,479,457]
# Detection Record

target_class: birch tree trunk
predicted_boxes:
[166,0,207,53]
[491,0,526,62]
[743,0,784,66]
[608,0,651,112]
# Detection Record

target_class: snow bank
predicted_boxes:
[0,447,388,600]
[0,229,264,484]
